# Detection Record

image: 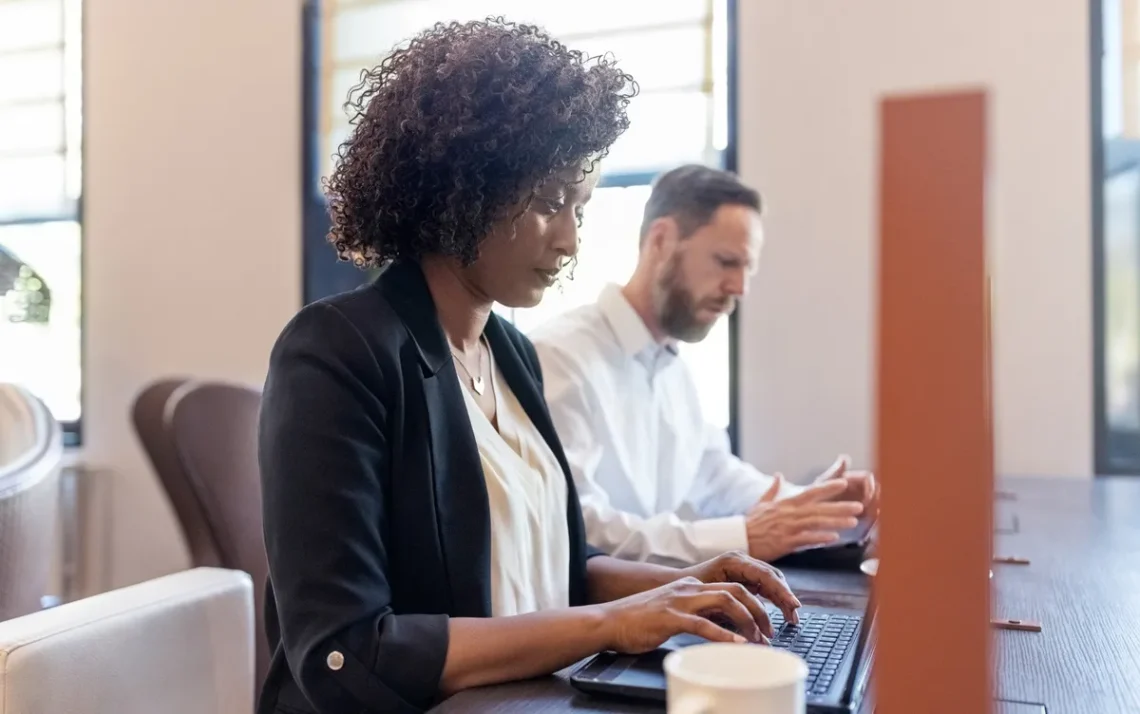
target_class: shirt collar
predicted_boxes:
[597,284,679,362]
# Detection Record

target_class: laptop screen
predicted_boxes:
[840,585,878,705]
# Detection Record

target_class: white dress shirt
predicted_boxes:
[461,355,571,616]
[531,284,803,566]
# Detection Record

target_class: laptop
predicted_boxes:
[569,589,876,713]
[825,512,877,550]
[770,513,878,571]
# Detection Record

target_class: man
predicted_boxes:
[532,165,878,566]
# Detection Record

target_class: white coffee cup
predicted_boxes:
[663,642,808,714]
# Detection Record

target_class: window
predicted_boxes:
[304,0,737,433]
[0,0,83,446]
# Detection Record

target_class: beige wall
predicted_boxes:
[736,0,1093,480]
[74,0,1093,590]
[82,0,302,589]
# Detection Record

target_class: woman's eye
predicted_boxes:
[536,197,564,214]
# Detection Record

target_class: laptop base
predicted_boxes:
[569,593,872,714]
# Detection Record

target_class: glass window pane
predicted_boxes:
[1101,1,1140,455]
[333,0,708,63]
[604,90,711,174]
[0,102,64,153]
[446,0,708,37]
[321,120,351,184]
[63,0,82,198]
[330,66,366,119]
[0,0,63,53]
[0,220,82,423]
[333,1,440,62]
[573,26,707,92]
[1104,166,1140,432]
[510,185,648,334]
[0,154,68,219]
[316,0,728,430]
[510,184,730,428]
[0,48,64,104]
[320,93,714,183]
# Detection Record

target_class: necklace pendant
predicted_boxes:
[472,375,486,396]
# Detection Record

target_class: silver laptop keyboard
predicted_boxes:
[766,610,861,696]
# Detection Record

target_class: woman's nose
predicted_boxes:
[552,223,580,258]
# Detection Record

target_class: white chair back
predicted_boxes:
[0,384,53,474]
[0,567,255,714]
[0,383,62,621]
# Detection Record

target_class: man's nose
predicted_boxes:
[723,268,747,296]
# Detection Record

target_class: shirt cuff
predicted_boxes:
[691,515,749,562]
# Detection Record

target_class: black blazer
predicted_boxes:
[257,260,597,714]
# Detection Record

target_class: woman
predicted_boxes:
[258,18,801,714]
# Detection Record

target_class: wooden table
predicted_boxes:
[430,477,1140,714]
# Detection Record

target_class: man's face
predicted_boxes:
[654,204,763,343]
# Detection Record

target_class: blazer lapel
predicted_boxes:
[375,261,492,618]
[485,318,563,463]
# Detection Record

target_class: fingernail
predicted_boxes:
[734,634,748,644]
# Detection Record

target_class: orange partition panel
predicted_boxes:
[874,90,993,714]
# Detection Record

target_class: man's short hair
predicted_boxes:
[639,164,762,245]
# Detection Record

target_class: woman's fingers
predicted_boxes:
[712,555,801,624]
[675,613,748,645]
[674,585,769,642]
[711,582,774,639]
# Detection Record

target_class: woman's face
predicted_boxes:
[467,167,600,309]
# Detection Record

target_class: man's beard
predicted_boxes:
[656,256,731,343]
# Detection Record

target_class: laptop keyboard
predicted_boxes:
[766,610,861,696]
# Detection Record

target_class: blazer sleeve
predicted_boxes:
[259,303,449,714]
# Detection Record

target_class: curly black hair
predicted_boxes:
[324,17,638,268]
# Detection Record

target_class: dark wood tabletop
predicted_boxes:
[430,476,1140,714]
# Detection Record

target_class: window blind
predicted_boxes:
[318,0,725,183]
[308,0,733,430]
[0,0,83,434]
[0,0,82,223]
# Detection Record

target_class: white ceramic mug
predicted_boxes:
[663,643,808,714]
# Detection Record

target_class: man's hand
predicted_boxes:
[745,479,863,562]
[814,454,879,514]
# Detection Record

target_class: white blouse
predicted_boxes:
[459,353,571,617]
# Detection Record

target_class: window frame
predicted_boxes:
[299,0,742,452]
[0,0,84,447]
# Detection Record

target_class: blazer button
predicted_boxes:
[326,651,344,671]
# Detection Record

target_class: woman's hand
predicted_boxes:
[680,550,802,625]
[598,577,775,654]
